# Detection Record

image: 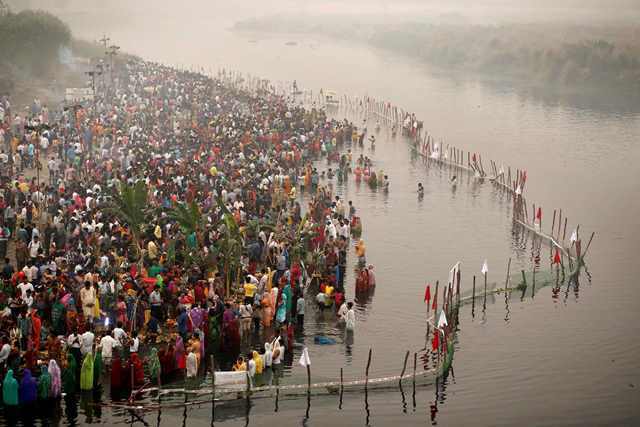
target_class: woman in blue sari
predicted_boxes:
[19,368,37,405]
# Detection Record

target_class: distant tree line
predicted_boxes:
[368,23,640,91]
[0,9,71,84]
[235,16,640,93]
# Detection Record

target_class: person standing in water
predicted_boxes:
[345,302,356,332]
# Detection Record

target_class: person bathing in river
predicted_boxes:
[367,265,376,287]
[382,175,390,191]
[418,183,424,196]
[355,239,366,267]
[345,302,356,332]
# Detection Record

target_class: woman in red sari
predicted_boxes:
[130,353,144,386]
[158,343,175,383]
[111,352,124,391]
[30,310,42,351]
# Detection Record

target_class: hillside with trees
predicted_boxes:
[0,5,108,106]
[234,15,640,96]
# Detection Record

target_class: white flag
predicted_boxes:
[515,186,522,195]
[437,310,448,329]
[570,229,578,243]
[449,262,461,288]
[481,260,488,275]
[299,347,311,367]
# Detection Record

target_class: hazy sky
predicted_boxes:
[10,0,640,23]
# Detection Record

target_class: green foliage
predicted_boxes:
[0,9,71,77]
[366,24,640,90]
[236,15,640,93]
[168,200,202,237]
[107,181,149,235]
[215,198,243,294]
[105,181,150,261]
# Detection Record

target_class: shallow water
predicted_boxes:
[5,10,640,425]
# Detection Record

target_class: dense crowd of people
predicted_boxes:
[0,59,373,407]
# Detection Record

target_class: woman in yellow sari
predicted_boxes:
[304,167,311,189]
[261,269,274,327]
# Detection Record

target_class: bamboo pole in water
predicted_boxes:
[505,258,512,291]
[434,281,439,312]
[399,350,410,386]
[211,355,215,421]
[557,209,563,239]
[472,275,476,315]
[130,363,135,396]
[582,232,596,258]
[413,353,417,387]
[483,273,487,310]
[532,267,536,297]
[365,349,373,388]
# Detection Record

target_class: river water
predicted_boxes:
[15,8,640,425]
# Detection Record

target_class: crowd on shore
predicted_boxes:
[0,59,373,407]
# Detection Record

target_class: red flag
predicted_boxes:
[536,207,542,221]
[553,248,561,264]
[431,331,439,352]
[522,170,527,184]
[424,285,431,303]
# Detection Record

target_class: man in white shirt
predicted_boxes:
[99,332,118,366]
[113,322,127,345]
[0,337,10,366]
[79,281,96,323]
[337,301,348,321]
[81,328,95,355]
[17,280,34,300]
[67,329,82,366]
[326,219,337,240]
[28,236,42,259]
[129,331,139,353]
[24,290,34,308]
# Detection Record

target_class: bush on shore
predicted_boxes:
[0,9,72,78]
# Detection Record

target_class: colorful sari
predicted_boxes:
[62,354,77,395]
[147,348,161,383]
[38,365,52,400]
[2,369,19,406]
[110,353,123,390]
[19,368,37,404]
[175,336,186,370]
[130,353,144,385]
[49,359,62,398]
[80,352,94,390]
[93,350,103,389]
[207,314,221,355]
